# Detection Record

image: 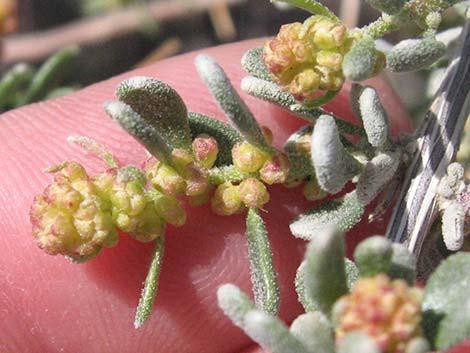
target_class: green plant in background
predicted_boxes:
[0,46,80,113]
[80,0,143,16]
[27,0,470,350]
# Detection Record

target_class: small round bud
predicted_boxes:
[290,69,321,99]
[211,182,243,216]
[126,203,165,243]
[259,153,290,185]
[232,141,270,173]
[302,178,327,201]
[192,134,219,169]
[145,158,186,196]
[238,178,270,209]
[184,163,210,197]
[153,193,186,227]
[171,148,194,171]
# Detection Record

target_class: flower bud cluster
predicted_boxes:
[211,133,289,215]
[334,274,423,353]
[145,134,219,200]
[263,15,352,100]
[31,159,188,260]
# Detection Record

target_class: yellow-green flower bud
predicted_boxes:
[184,163,210,197]
[104,166,164,243]
[238,178,270,209]
[171,148,194,172]
[263,15,351,100]
[259,153,290,185]
[192,134,219,169]
[30,162,118,260]
[334,274,423,353]
[211,182,243,216]
[150,190,186,227]
[303,178,327,201]
[232,141,270,173]
[145,158,186,196]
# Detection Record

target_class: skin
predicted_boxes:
[2,38,463,353]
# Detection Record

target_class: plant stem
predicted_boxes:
[385,21,470,279]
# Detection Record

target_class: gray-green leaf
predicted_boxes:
[244,310,309,353]
[290,312,335,353]
[104,101,172,165]
[422,253,470,350]
[337,332,380,353]
[290,191,364,240]
[116,76,192,150]
[246,208,280,315]
[343,37,381,82]
[354,236,393,277]
[195,54,272,151]
[359,86,390,148]
[304,227,348,316]
[284,125,316,182]
[386,38,446,72]
[241,47,274,82]
[217,284,256,327]
[311,115,362,194]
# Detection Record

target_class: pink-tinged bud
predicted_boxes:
[192,134,219,169]
[184,163,210,197]
[125,203,165,243]
[145,158,186,196]
[30,162,118,260]
[211,182,243,216]
[261,126,274,146]
[303,178,327,201]
[232,141,270,173]
[263,15,351,100]
[334,274,423,353]
[238,178,270,209]
[259,153,290,185]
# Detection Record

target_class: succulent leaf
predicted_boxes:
[116,76,192,150]
[343,37,384,82]
[134,235,165,328]
[290,191,364,240]
[345,258,359,290]
[289,312,335,353]
[359,86,390,147]
[304,227,348,316]
[23,46,79,104]
[104,101,173,165]
[244,310,309,353]
[188,112,243,166]
[356,151,401,206]
[295,261,318,312]
[0,63,34,111]
[246,208,280,315]
[386,38,446,72]
[337,332,380,353]
[311,115,362,194]
[354,236,393,277]
[217,284,256,327]
[388,243,416,285]
[195,54,272,152]
[441,201,466,251]
[241,47,274,82]
[422,253,470,350]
